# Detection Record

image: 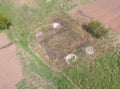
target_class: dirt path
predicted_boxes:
[0,33,23,89]
[72,0,120,35]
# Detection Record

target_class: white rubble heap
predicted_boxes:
[85,46,94,55]
[65,54,78,64]
[52,22,61,29]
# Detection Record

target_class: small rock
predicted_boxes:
[52,22,61,29]
[85,46,94,55]
[65,54,77,64]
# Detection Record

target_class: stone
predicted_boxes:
[65,54,77,64]
[85,46,94,55]
[52,22,61,29]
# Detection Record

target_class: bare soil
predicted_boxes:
[0,33,11,48]
[33,13,90,70]
[72,0,120,35]
[0,33,23,89]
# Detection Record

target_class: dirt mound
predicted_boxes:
[72,0,120,35]
[0,33,23,89]
[33,12,89,69]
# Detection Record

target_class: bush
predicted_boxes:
[86,21,108,38]
[0,14,11,30]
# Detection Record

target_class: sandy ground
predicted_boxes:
[0,33,23,89]
[0,33,11,48]
[72,0,120,35]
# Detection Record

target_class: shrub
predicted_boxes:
[0,14,11,30]
[86,21,108,38]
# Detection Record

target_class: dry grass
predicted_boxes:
[11,0,38,8]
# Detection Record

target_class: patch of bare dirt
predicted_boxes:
[72,0,120,35]
[0,33,23,89]
[32,12,91,70]
[0,33,11,48]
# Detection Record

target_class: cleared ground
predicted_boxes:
[0,33,23,89]
[72,0,120,35]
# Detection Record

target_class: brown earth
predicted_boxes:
[0,33,23,89]
[0,33,11,48]
[72,0,120,35]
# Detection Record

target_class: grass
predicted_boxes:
[17,79,36,89]
[0,0,120,89]
[63,51,120,89]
